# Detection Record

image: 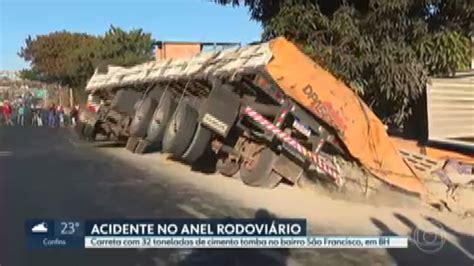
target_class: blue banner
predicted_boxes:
[25,219,85,249]
[85,219,307,237]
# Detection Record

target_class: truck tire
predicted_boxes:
[135,139,150,154]
[110,89,141,116]
[147,86,165,102]
[126,136,140,152]
[134,99,143,111]
[129,97,157,138]
[83,123,97,141]
[239,147,282,188]
[75,122,86,138]
[145,91,176,145]
[162,102,198,158]
[181,124,213,163]
[216,156,240,177]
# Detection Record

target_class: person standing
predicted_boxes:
[41,105,48,127]
[17,104,25,126]
[32,105,42,126]
[0,102,4,126]
[70,105,79,127]
[48,104,56,127]
[6,101,13,126]
[37,106,43,126]
[30,104,36,126]
[58,105,65,127]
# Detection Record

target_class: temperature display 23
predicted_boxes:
[61,222,81,235]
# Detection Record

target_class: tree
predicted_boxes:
[18,68,47,82]
[91,26,154,69]
[215,0,472,127]
[19,31,97,88]
[19,26,155,101]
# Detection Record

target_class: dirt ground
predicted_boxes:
[331,157,474,218]
[3,119,472,266]
[95,144,473,255]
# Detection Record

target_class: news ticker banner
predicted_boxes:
[26,219,408,249]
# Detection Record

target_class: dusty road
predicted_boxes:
[0,126,472,266]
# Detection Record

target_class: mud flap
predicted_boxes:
[272,153,306,184]
[198,83,240,138]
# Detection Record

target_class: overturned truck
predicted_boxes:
[82,37,428,198]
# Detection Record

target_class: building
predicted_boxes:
[153,41,241,61]
[471,37,473,69]
[0,70,21,81]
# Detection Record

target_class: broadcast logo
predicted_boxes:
[412,219,446,254]
[31,222,48,233]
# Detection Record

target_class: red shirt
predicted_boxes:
[2,104,11,115]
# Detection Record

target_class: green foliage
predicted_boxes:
[19,26,154,95]
[19,31,97,87]
[415,31,470,76]
[18,68,46,82]
[216,0,473,127]
[90,26,154,70]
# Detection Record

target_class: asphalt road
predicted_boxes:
[0,126,472,266]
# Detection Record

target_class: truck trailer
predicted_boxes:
[80,37,428,197]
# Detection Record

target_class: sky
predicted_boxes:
[0,0,262,70]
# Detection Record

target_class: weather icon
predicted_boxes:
[31,222,48,233]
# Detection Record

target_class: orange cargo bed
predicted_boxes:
[266,38,427,196]
[391,137,474,164]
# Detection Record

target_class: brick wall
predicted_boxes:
[155,43,201,60]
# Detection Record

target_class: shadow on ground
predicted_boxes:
[91,209,291,266]
[371,213,474,266]
[93,141,127,148]
[177,209,290,266]
[189,148,218,174]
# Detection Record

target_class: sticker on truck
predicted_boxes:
[292,119,311,137]
[201,113,229,136]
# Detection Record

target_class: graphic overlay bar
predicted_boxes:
[26,219,408,249]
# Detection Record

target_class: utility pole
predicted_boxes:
[69,87,74,108]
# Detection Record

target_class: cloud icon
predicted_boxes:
[31,222,48,233]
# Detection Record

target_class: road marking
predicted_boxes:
[0,151,12,157]
[177,204,209,219]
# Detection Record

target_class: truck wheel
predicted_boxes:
[216,156,240,177]
[240,147,282,188]
[126,136,140,152]
[146,91,176,146]
[134,99,143,111]
[75,122,85,138]
[83,123,97,141]
[134,139,150,154]
[129,97,157,138]
[181,124,213,163]
[110,89,142,116]
[162,102,198,158]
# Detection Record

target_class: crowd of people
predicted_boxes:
[0,99,79,127]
